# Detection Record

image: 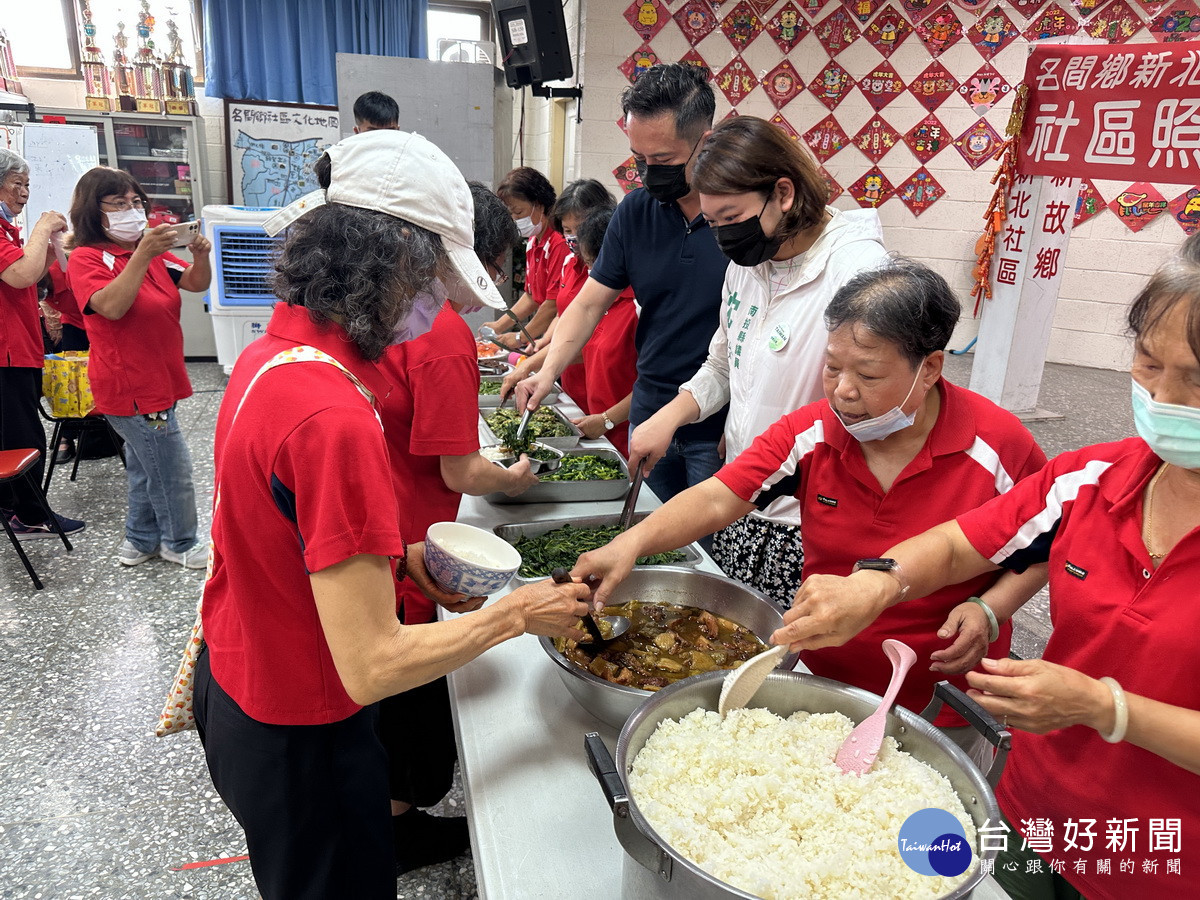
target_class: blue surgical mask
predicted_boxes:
[1132,378,1200,469]
[839,368,923,443]
[0,201,13,222]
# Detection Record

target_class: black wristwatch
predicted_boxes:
[851,558,910,602]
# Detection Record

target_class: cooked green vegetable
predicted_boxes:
[479,381,503,395]
[512,524,686,578]
[486,407,574,440]
[540,455,624,482]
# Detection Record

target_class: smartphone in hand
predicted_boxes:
[147,220,201,247]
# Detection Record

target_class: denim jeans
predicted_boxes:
[105,405,199,553]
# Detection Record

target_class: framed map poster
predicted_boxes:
[224,99,341,207]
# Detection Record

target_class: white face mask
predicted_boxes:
[105,207,148,243]
[838,367,924,443]
[515,215,538,239]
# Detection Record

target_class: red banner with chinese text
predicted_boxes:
[1017,42,1200,185]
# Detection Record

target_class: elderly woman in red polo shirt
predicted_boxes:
[575,260,1048,767]
[66,167,210,568]
[771,233,1200,899]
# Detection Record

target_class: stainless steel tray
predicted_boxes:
[480,405,583,449]
[493,512,704,585]
[477,374,559,408]
[485,447,630,505]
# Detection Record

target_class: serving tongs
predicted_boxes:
[488,441,563,476]
[616,456,647,532]
[551,567,631,644]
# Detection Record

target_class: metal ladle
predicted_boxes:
[551,567,631,644]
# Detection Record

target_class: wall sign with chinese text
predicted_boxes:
[909,62,960,112]
[961,63,1012,115]
[898,168,944,215]
[225,100,340,207]
[717,57,759,105]
[1109,181,1170,230]
[1023,3,1080,40]
[905,113,948,163]
[805,115,852,161]
[854,116,902,161]
[859,64,907,111]
[1084,0,1145,42]
[815,7,862,54]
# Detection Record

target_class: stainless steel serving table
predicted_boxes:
[444,400,1011,900]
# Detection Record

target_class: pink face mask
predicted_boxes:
[391,283,445,345]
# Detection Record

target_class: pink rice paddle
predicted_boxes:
[835,639,918,776]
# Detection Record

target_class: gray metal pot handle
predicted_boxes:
[919,681,1011,789]
[584,732,675,883]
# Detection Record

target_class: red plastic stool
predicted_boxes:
[0,448,73,590]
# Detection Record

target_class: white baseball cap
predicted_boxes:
[262,130,505,309]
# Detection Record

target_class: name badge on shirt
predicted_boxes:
[768,322,790,352]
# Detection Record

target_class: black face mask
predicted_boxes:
[634,138,702,204]
[710,198,784,267]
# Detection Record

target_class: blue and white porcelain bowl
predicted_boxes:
[424,522,522,597]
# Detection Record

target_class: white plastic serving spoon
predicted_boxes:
[718,644,788,716]
[834,638,918,776]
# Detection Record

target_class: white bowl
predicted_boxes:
[424,522,522,596]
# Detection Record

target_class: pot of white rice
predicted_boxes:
[586,670,1002,900]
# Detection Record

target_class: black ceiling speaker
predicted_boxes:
[491,0,574,89]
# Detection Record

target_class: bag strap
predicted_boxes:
[232,345,380,429]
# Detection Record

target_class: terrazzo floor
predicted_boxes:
[0,353,1133,898]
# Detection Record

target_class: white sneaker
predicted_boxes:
[118,540,158,566]
[159,542,208,569]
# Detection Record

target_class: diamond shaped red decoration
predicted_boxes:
[674,0,720,44]
[915,4,965,55]
[799,0,838,19]
[1136,0,1172,15]
[959,63,1012,116]
[762,60,806,108]
[820,166,844,202]
[902,0,938,20]
[1149,1,1200,40]
[1010,0,1049,14]
[903,114,949,164]
[1075,179,1105,227]
[613,156,643,194]
[720,1,766,50]
[1169,186,1200,235]
[853,116,902,162]
[765,2,811,52]
[908,62,959,113]
[747,0,777,14]
[677,47,714,79]
[809,61,855,110]
[814,7,861,54]
[723,109,741,120]
[716,56,759,105]
[897,168,944,216]
[619,45,662,84]
[1084,0,1144,40]
[1109,182,1169,232]
[1072,0,1106,17]
[848,168,895,208]
[858,64,906,112]
[803,115,851,162]
[865,5,914,57]
[769,112,803,141]
[1023,3,1079,40]
[969,7,1021,57]
[952,119,1004,168]
[625,0,670,41]
[617,115,627,133]
[843,0,882,23]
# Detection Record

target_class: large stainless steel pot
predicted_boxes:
[538,567,800,729]
[586,673,1009,900]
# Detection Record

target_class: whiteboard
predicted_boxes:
[20,123,100,230]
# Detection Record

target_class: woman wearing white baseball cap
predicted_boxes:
[192,130,591,899]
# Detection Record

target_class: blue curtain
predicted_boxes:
[205,0,428,106]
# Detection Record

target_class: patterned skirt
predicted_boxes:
[710,514,804,611]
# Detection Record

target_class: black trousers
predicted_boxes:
[0,366,47,522]
[194,650,396,900]
[378,676,457,808]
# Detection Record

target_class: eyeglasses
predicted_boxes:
[486,262,509,286]
[100,198,145,212]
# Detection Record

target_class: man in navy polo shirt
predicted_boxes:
[513,63,729,503]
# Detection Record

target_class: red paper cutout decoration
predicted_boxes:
[1135,0,1172,15]
[814,7,862,54]
[1072,0,1106,18]
[677,47,713,79]
[1110,182,1169,232]
[903,114,948,164]
[724,109,742,120]
[674,0,720,44]
[613,156,643,194]
[952,119,1004,168]
[1149,2,1200,39]
[1084,0,1144,41]
[858,64,906,112]
[902,0,938,20]
[747,0,778,14]
[625,0,670,42]
[765,2,811,52]
[1010,0,1049,13]
[617,116,627,133]
[848,169,895,208]
[842,0,881,24]
[803,115,851,162]
[969,7,1021,58]
[908,62,959,113]
[799,0,837,18]
[853,116,902,162]
[720,1,766,50]
[865,5,914,57]
[1075,179,1105,227]
[769,112,803,141]
[949,0,991,12]
[762,60,806,108]
[716,56,759,105]
[809,61,854,110]
[959,63,1011,116]
[897,168,944,216]
[820,167,844,203]
[1023,3,1079,40]
[915,5,965,55]
[619,45,661,83]
[1169,187,1200,235]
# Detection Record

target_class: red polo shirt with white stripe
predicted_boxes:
[0,218,43,368]
[67,243,192,415]
[203,303,406,726]
[556,252,590,411]
[525,227,569,306]
[958,437,1199,897]
[716,378,1046,724]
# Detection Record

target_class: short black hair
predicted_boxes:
[620,63,715,142]
[824,259,961,368]
[353,91,399,129]
[551,179,614,225]
[576,207,614,267]
[469,181,520,263]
